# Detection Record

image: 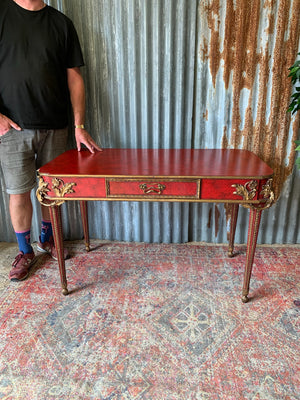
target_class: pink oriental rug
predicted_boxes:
[0,241,299,399]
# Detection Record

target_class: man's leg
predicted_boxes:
[40,205,53,243]
[9,191,35,281]
[9,192,33,234]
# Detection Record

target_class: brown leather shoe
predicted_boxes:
[37,236,70,260]
[9,251,36,281]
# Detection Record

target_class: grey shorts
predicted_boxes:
[0,128,68,195]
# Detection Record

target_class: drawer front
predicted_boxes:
[107,179,200,199]
[41,176,107,198]
[201,179,259,200]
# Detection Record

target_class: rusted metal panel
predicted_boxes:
[196,0,300,195]
[0,0,299,244]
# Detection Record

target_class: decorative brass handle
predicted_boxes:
[232,178,275,210]
[232,180,258,201]
[36,175,76,206]
[139,183,166,194]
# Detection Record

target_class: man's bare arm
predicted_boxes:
[67,67,102,153]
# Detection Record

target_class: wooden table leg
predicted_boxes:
[242,207,262,303]
[49,205,69,295]
[79,200,90,252]
[228,203,239,257]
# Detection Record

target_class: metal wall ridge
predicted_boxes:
[0,0,299,244]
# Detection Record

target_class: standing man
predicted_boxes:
[0,0,102,281]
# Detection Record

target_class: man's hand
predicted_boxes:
[0,113,21,135]
[75,127,102,153]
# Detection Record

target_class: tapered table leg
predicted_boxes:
[79,200,90,252]
[228,203,239,257]
[242,208,262,303]
[49,205,69,295]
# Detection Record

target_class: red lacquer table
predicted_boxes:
[37,148,274,302]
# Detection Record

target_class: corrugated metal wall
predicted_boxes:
[0,0,299,244]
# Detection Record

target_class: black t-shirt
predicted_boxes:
[0,0,84,129]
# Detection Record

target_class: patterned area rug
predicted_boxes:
[0,240,299,400]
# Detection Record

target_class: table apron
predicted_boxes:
[40,176,270,203]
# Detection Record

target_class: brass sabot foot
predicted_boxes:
[242,295,249,303]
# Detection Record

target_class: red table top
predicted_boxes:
[38,148,273,179]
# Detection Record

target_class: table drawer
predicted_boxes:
[201,179,259,200]
[106,178,200,199]
[40,176,107,198]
